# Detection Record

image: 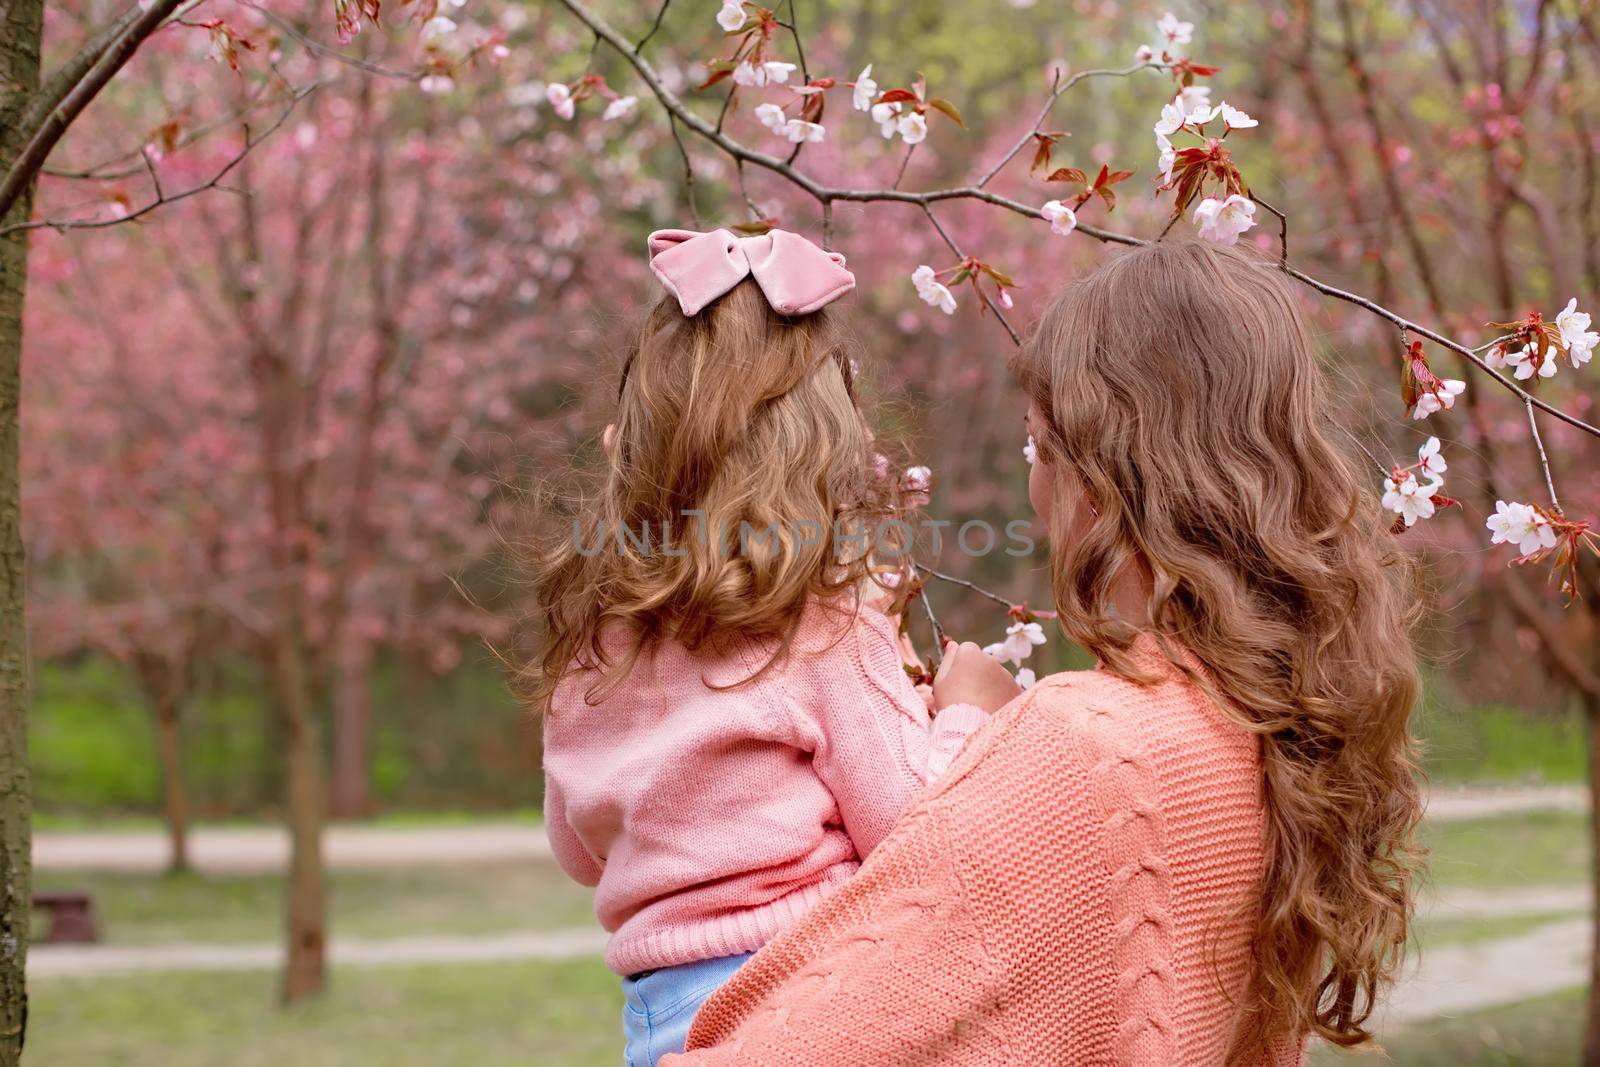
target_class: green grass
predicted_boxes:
[1414,685,1586,785]
[1422,810,1590,890]
[1311,987,1583,1066]
[1417,910,1587,949]
[29,958,623,1067]
[32,863,597,946]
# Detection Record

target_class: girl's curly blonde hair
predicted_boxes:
[521,279,894,712]
[1015,239,1424,1056]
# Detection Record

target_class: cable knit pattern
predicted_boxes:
[665,644,1308,1066]
[543,601,990,976]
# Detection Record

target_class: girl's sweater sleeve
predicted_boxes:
[796,612,989,858]
[542,774,603,887]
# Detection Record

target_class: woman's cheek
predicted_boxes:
[1028,453,1052,525]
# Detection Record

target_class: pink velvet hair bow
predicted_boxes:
[647,227,855,317]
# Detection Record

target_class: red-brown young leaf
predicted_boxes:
[878,88,918,104]
[1103,168,1135,185]
[927,97,966,128]
[1096,186,1117,211]
[1431,494,1461,510]
[912,73,927,101]
[697,67,733,91]
[1045,166,1088,185]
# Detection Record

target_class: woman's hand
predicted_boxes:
[932,641,1021,714]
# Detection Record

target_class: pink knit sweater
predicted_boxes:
[542,603,989,976]
[664,647,1308,1065]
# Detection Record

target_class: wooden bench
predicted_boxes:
[33,892,98,944]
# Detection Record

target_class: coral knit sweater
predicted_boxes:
[664,645,1308,1066]
[542,603,989,977]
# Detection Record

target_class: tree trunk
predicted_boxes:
[329,635,375,819]
[151,693,190,874]
[0,0,43,1057]
[1585,692,1600,1067]
[274,621,327,1003]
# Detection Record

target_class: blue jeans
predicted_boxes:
[622,953,753,1066]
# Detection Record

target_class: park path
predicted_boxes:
[31,783,1585,874]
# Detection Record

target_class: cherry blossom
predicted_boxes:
[983,619,1047,666]
[419,74,455,95]
[903,465,933,493]
[896,111,928,145]
[1157,12,1194,46]
[852,65,877,111]
[546,82,575,120]
[1135,44,1155,63]
[732,60,795,88]
[1410,378,1465,418]
[1175,84,1210,115]
[1041,200,1077,235]
[716,1,745,33]
[754,102,786,132]
[601,96,637,121]
[1382,471,1439,527]
[912,265,956,314]
[420,15,457,41]
[782,118,825,144]
[1014,667,1037,690]
[1023,435,1037,465]
[1417,436,1447,479]
[1192,194,1256,245]
[1506,343,1558,380]
[1154,101,1186,141]
[1486,500,1558,556]
[1556,298,1598,366]
[1217,102,1258,129]
[871,101,901,139]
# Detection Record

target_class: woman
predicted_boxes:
[662,240,1423,1065]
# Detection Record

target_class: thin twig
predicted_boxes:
[892,144,916,190]
[635,0,672,52]
[0,84,321,237]
[910,562,946,664]
[1525,399,1562,513]
[240,1,419,81]
[1252,193,1288,267]
[667,114,701,227]
[923,566,1059,619]
[921,205,1022,345]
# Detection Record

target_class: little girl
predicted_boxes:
[526,227,991,1066]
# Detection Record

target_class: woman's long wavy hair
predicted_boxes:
[1014,240,1423,1055]
[520,279,891,713]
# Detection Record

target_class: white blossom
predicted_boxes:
[546,82,575,120]
[852,64,877,111]
[1381,472,1438,527]
[782,118,825,143]
[1410,378,1464,419]
[754,102,787,132]
[903,465,933,492]
[1157,11,1194,45]
[897,110,928,144]
[1023,435,1037,465]
[716,1,745,32]
[1175,84,1210,115]
[1158,145,1176,184]
[1135,44,1155,63]
[983,620,1047,667]
[871,101,901,138]
[1556,298,1598,366]
[1505,344,1557,381]
[1217,101,1258,129]
[1486,500,1558,556]
[1154,100,1186,140]
[1041,200,1077,236]
[1417,436,1447,479]
[1014,667,1037,690]
[419,74,455,95]
[1192,194,1256,245]
[601,95,637,121]
[912,265,956,314]
[420,15,457,40]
